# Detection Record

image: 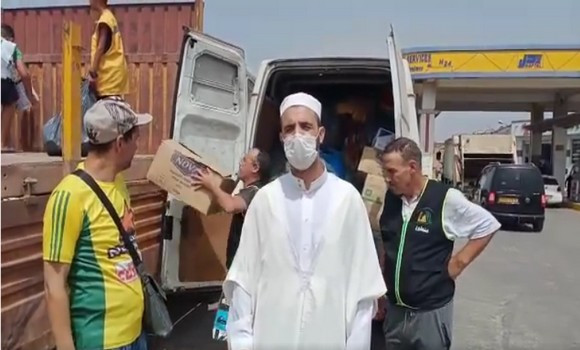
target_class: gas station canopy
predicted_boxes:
[403,45,580,112]
[524,112,580,132]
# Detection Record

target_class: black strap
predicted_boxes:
[72,169,145,274]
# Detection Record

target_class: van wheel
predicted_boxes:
[533,219,544,232]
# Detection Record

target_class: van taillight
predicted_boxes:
[541,194,547,208]
[488,192,496,204]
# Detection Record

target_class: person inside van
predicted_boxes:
[364,88,395,147]
[1,24,34,153]
[191,148,271,269]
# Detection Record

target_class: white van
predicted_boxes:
[160,27,420,292]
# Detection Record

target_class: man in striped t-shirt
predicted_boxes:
[43,99,152,350]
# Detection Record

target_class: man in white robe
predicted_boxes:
[223,92,387,350]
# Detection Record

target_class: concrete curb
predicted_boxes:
[564,201,580,211]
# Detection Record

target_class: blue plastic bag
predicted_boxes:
[43,80,96,156]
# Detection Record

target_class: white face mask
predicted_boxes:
[283,133,319,171]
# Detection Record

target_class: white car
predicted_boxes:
[543,175,564,206]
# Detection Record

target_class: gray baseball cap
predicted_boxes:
[84,99,152,144]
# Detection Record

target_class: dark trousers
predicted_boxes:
[1,78,18,106]
[383,300,453,350]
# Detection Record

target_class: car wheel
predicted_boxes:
[533,219,544,232]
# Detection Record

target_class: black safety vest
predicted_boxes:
[380,180,455,310]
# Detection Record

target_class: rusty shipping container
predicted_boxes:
[1,1,205,348]
[0,0,205,154]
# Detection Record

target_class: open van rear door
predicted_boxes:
[387,26,420,143]
[161,29,248,292]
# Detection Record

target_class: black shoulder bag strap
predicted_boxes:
[73,169,174,337]
[72,169,144,273]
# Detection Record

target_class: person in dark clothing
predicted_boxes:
[567,165,579,199]
[192,148,271,268]
[378,137,500,350]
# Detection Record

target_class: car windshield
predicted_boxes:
[543,177,559,185]
[493,167,543,191]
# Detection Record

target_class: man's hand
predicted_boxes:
[448,233,495,281]
[373,296,387,321]
[86,71,97,91]
[87,72,96,84]
[191,168,215,190]
[447,257,464,280]
[191,167,249,214]
[30,89,40,108]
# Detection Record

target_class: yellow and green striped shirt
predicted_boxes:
[42,164,144,349]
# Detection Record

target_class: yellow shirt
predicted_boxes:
[42,164,144,349]
[90,9,129,96]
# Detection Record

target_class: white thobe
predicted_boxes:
[223,169,386,350]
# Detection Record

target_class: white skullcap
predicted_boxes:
[279,92,322,120]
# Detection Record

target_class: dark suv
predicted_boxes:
[473,163,546,232]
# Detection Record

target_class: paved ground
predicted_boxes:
[151,208,580,350]
[452,207,580,350]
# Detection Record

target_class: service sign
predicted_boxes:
[403,48,580,77]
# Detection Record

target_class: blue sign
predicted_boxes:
[518,54,543,69]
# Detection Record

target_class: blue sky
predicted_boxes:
[7,0,580,141]
[204,0,580,141]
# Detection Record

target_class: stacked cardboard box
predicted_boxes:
[357,147,387,231]
[147,139,237,215]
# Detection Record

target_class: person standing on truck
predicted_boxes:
[88,0,129,100]
[1,24,35,153]
[42,99,152,350]
[223,92,386,350]
[191,148,271,269]
[4,25,40,150]
[379,137,501,350]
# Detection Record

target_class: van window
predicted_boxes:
[493,168,542,191]
[247,78,255,107]
[543,177,559,185]
[191,53,239,111]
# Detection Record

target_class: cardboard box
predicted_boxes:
[147,139,237,215]
[361,174,387,231]
[357,146,384,176]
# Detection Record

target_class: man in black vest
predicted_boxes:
[379,137,500,350]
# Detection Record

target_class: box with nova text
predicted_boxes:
[146,139,237,215]
[357,146,384,176]
[361,174,387,231]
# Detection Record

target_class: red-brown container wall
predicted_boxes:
[1,1,202,154]
[1,3,202,349]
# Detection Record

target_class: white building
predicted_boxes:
[502,120,580,172]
